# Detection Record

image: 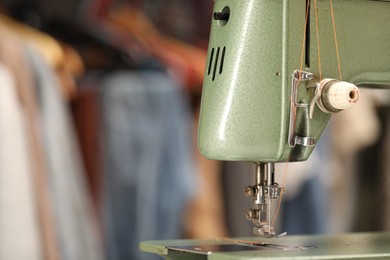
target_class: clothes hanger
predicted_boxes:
[0,13,80,100]
[80,0,205,89]
[2,0,153,71]
[106,5,207,90]
[2,0,206,89]
[0,13,64,68]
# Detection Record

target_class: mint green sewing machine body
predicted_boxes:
[198,0,390,162]
[141,0,390,258]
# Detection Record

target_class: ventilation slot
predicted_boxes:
[207,46,226,81]
[219,47,226,74]
[207,48,215,75]
[212,47,220,81]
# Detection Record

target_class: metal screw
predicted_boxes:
[246,209,259,220]
[244,186,257,197]
[246,209,254,220]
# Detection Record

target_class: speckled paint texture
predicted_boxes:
[198,0,390,162]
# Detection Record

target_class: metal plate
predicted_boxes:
[167,242,317,255]
[140,232,390,259]
[167,244,271,255]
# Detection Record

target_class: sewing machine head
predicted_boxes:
[198,0,390,237]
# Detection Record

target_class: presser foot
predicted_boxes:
[253,226,287,238]
[253,225,276,238]
[245,163,285,238]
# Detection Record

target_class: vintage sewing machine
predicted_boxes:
[141,0,390,258]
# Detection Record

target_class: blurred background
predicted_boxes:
[0,0,389,259]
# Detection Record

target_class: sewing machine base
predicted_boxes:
[140,232,390,259]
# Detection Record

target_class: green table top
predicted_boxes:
[140,232,390,259]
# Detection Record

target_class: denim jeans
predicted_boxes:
[100,71,196,260]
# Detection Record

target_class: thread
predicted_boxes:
[281,0,313,229]
[313,0,323,81]
[330,0,343,80]
[272,162,288,226]
[299,0,311,76]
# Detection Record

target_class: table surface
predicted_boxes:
[140,232,390,259]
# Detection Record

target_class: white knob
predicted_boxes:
[317,79,360,113]
[327,81,360,110]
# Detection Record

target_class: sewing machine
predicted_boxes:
[141,0,390,258]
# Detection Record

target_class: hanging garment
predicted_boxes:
[0,62,43,260]
[0,27,60,260]
[99,70,196,260]
[71,85,104,223]
[24,47,104,260]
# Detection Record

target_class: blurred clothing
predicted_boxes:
[26,46,104,260]
[99,71,196,260]
[71,85,104,222]
[0,62,42,260]
[0,28,57,259]
[281,175,328,234]
[0,26,103,260]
